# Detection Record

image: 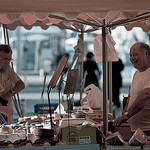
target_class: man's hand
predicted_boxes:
[113,115,128,127]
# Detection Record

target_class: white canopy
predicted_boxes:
[0,0,149,31]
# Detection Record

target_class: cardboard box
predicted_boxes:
[61,125,101,145]
[34,104,58,114]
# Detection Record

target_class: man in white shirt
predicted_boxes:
[113,42,150,133]
[0,45,25,124]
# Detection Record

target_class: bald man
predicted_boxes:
[113,42,150,134]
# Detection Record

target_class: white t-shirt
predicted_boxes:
[127,67,150,131]
[0,66,21,123]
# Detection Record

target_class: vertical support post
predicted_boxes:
[102,20,108,137]
[108,29,113,115]
[16,27,21,73]
[80,31,84,100]
[108,62,113,114]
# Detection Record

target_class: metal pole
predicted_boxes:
[108,62,113,114]
[108,29,113,115]
[80,31,84,100]
[16,27,21,73]
[102,20,108,137]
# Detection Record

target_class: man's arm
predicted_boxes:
[114,88,150,126]
[2,79,25,100]
[125,88,150,118]
[11,79,25,94]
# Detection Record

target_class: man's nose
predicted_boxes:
[130,55,135,60]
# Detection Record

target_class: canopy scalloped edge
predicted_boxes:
[0,10,150,23]
[1,11,150,32]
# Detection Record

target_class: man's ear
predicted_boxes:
[145,51,150,56]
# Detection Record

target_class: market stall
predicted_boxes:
[0,0,150,149]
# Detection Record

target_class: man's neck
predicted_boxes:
[139,65,150,72]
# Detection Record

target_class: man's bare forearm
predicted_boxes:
[127,88,150,118]
[13,80,25,94]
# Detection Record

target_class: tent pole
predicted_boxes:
[80,31,84,100]
[102,20,108,137]
[108,29,113,115]
[16,27,22,74]
[108,62,113,114]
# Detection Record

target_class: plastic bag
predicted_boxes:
[81,84,103,109]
